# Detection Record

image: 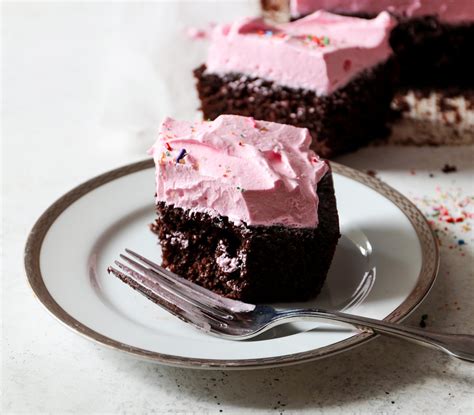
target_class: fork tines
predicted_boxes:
[107,249,255,333]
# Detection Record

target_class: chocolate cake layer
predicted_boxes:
[152,171,340,303]
[194,62,396,158]
[390,17,474,88]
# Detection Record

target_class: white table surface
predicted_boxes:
[2,2,473,414]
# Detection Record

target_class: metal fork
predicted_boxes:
[108,249,474,362]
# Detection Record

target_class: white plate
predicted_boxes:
[25,160,439,369]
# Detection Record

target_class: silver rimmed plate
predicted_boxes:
[24,160,439,369]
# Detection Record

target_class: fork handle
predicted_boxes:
[277,309,474,362]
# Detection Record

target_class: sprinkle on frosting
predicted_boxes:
[149,115,329,228]
[175,148,188,164]
[254,28,331,47]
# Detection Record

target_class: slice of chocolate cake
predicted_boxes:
[194,11,397,158]
[148,115,340,303]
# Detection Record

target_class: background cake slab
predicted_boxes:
[261,0,474,147]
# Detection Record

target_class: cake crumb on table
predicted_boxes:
[441,164,457,173]
[419,314,428,328]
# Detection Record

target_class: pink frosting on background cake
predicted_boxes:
[149,115,328,228]
[205,11,395,95]
[290,0,474,23]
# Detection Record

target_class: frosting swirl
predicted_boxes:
[149,115,328,228]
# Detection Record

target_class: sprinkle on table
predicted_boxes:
[410,187,473,255]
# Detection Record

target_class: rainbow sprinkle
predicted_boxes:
[299,33,331,47]
[411,187,474,251]
[254,28,330,48]
[175,148,187,164]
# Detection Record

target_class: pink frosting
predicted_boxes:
[149,115,329,228]
[290,0,474,23]
[205,11,394,95]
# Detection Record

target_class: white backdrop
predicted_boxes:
[100,1,259,152]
